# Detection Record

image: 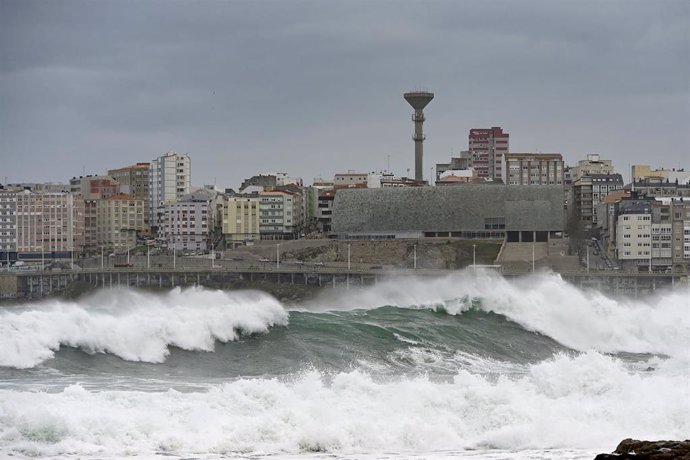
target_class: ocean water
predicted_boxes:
[0,271,688,459]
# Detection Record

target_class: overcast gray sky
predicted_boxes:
[1,0,688,189]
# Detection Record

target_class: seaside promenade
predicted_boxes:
[1,263,688,300]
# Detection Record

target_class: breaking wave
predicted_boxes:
[0,287,288,369]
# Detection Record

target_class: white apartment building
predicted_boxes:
[148,151,191,231]
[162,190,212,252]
[651,222,672,263]
[15,190,84,256]
[222,196,260,245]
[96,194,147,252]
[616,202,652,267]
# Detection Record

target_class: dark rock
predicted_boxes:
[594,439,690,459]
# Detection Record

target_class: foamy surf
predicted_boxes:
[0,352,686,458]
[0,286,288,368]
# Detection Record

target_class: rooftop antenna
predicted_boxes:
[404,90,434,182]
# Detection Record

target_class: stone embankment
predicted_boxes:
[594,439,690,459]
[228,239,502,270]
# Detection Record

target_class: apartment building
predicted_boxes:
[632,165,690,184]
[95,194,146,252]
[436,151,472,183]
[315,189,336,233]
[503,153,564,186]
[0,189,17,255]
[671,199,690,273]
[572,154,614,181]
[108,163,150,200]
[631,179,690,199]
[259,190,299,239]
[468,127,509,180]
[15,190,84,258]
[70,175,120,200]
[222,195,260,245]
[595,190,630,258]
[615,200,652,269]
[148,152,191,231]
[161,190,213,252]
[572,174,624,227]
[333,173,369,189]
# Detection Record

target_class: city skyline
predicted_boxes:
[1,0,688,188]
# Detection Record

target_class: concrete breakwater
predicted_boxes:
[1,267,688,301]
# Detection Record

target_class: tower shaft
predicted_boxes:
[403,91,434,183]
[413,110,425,182]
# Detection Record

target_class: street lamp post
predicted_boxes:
[472,244,476,269]
[276,243,280,269]
[532,243,535,273]
[586,244,590,273]
[413,244,417,270]
[147,243,151,269]
[101,247,104,269]
[347,243,351,271]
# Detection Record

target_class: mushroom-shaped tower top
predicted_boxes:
[404,91,434,110]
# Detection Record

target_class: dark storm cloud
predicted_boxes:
[0,0,688,187]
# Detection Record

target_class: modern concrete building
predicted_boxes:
[148,152,191,232]
[222,195,261,245]
[331,185,565,241]
[468,127,509,180]
[96,194,146,252]
[503,153,564,186]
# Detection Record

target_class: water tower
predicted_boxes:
[404,90,434,182]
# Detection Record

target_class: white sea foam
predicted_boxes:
[313,271,690,357]
[0,287,288,369]
[0,351,686,458]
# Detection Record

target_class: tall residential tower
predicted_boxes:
[469,127,509,180]
[148,152,191,232]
